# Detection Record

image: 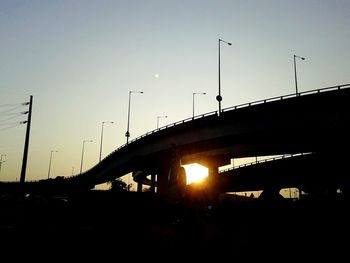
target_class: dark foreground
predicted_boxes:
[0,190,348,260]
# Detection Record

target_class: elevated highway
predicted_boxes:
[1,84,350,196]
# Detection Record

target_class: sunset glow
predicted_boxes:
[182,163,208,185]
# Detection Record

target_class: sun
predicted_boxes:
[182,163,208,185]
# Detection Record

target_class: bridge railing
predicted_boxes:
[222,83,350,113]
[219,152,313,173]
[113,110,219,152]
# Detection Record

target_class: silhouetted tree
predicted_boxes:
[108,178,131,192]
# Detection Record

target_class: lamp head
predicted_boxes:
[219,39,232,46]
[294,55,305,60]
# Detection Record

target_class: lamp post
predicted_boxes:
[99,121,114,162]
[47,150,58,179]
[192,92,206,118]
[217,38,232,115]
[0,154,6,176]
[125,91,143,144]
[80,140,93,174]
[293,54,305,95]
[157,115,168,129]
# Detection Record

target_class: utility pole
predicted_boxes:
[0,154,6,176]
[20,95,33,183]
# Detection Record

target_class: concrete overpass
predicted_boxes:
[1,84,349,196]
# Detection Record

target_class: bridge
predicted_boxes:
[1,84,350,199]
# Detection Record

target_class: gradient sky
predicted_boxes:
[1,0,349,186]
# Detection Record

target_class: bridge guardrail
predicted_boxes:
[219,152,313,173]
[222,84,350,112]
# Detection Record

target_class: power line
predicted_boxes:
[0,120,26,126]
[0,112,23,117]
[0,102,23,107]
[0,113,23,123]
[0,100,30,132]
[0,104,25,115]
[0,123,23,132]
[0,102,29,131]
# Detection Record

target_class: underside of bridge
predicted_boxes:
[130,148,349,204]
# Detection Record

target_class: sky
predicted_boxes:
[1,0,349,188]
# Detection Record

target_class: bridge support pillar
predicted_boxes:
[156,165,170,196]
[150,173,156,193]
[137,182,142,193]
[206,158,230,203]
[156,146,186,202]
[207,164,220,203]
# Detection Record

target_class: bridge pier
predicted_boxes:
[206,159,229,203]
[155,147,187,203]
[150,173,156,193]
[157,167,186,200]
[137,182,142,193]
[156,167,170,196]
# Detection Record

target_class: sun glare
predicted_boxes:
[182,163,209,185]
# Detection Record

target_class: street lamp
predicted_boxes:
[99,121,114,162]
[0,154,6,176]
[125,91,144,144]
[293,54,305,95]
[47,150,58,179]
[217,38,232,115]
[192,92,206,118]
[157,115,168,129]
[80,140,93,174]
